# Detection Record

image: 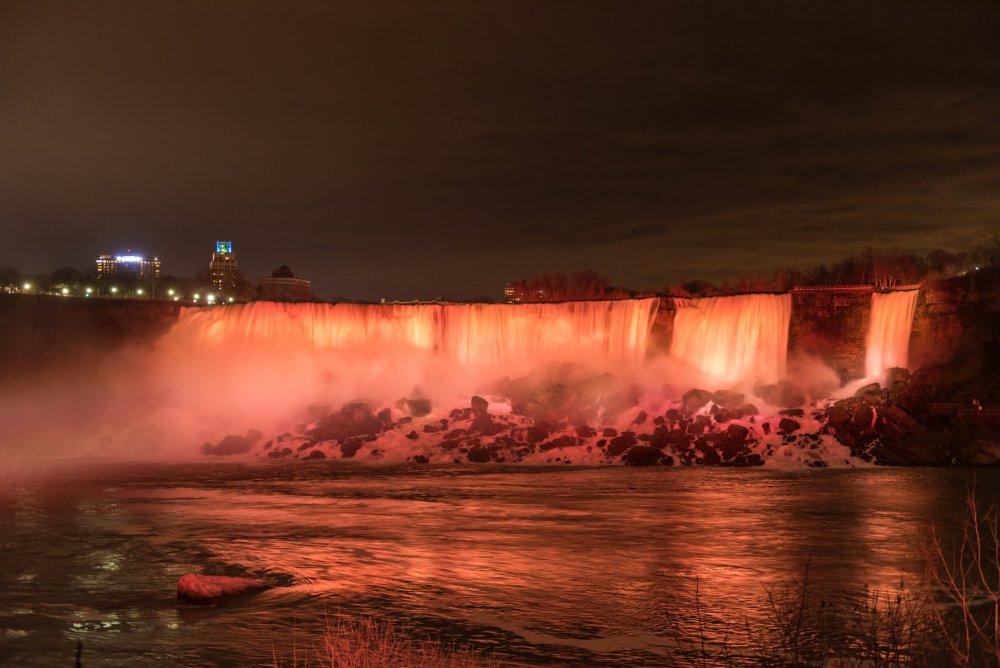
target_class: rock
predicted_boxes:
[177,574,266,603]
[623,445,661,466]
[608,432,638,456]
[754,381,806,408]
[665,408,683,421]
[603,427,618,437]
[405,430,419,440]
[956,440,1000,466]
[686,415,712,435]
[306,450,326,460]
[340,439,364,458]
[853,403,874,429]
[779,408,804,418]
[575,425,597,438]
[711,390,745,410]
[877,406,916,438]
[308,402,385,442]
[471,395,489,413]
[726,424,750,442]
[467,446,492,463]
[855,383,883,403]
[405,398,433,417]
[411,454,430,464]
[540,435,577,451]
[738,403,760,416]
[713,408,733,424]
[471,412,504,435]
[826,403,851,427]
[202,433,257,456]
[682,389,713,413]
[633,410,648,425]
[376,407,392,426]
[778,418,801,435]
[886,367,911,385]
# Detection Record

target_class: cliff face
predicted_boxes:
[650,279,1000,382]
[788,287,872,381]
[0,295,182,382]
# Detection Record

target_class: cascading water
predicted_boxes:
[670,293,792,385]
[865,290,919,378]
[164,298,660,368]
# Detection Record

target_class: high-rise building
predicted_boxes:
[210,240,239,295]
[504,280,528,303]
[95,252,161,294]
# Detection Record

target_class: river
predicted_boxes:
[0,463,992,666]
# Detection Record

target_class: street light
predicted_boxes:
[167,288,175,296]
[61,287,69,296]
[22,282,31,291]
[110,286,119,294]
[85,287,93,295]
[136,288,144,296]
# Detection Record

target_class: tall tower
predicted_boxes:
[209,240,239,295]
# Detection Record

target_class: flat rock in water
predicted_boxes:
[177,573,266,603]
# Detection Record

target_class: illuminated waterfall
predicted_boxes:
[865,290,918,378]
[670,294,792,384]
[163,298,660,368]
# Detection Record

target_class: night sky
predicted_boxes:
[2,1,999,300]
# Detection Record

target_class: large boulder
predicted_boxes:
[711,390,745,410]
[623,445,661,466]
[777,418,801,435]
[753,381,805,408]
[308,402,385,442]
[956,440,1000,466]
[201,431,260,456]
[404,398,433,417]
[177,574,266,603]
[682,389,713,413]
[855,383,883,403]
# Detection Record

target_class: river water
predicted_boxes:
[0,463,993,667]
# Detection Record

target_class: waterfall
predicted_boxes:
[163,298,660,369]
[670,293,792,384]
[865,290,919,378]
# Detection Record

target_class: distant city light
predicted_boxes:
[173,296,180,301]
[136,288,144,295]
[227,297,235,303]
[167,288,175,296]
[22,282,31,291]
[206,294,216,303]
[193,293,200,300]
[61,287,69,295]
[85,287,93,294]
[115,255,143,263]
[110,286,119,294]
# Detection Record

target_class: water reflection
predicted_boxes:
[0,464,992,666]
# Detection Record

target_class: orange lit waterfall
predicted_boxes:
[864,290,919,378]
[670,294,792,384]
[164,298,660,368]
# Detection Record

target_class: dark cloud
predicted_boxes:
[1,0,999,299]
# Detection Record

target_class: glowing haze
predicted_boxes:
[0,292,921,469]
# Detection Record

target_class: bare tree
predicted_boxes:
[923,488,1000,666]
